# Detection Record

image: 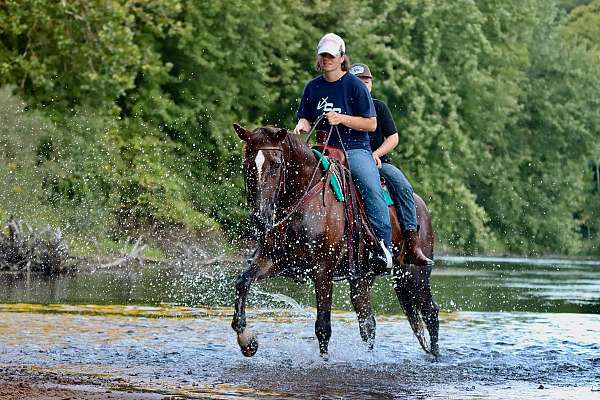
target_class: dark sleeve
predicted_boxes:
[353,80,376,117]
[296,82,314,122]
[377,101,397,137]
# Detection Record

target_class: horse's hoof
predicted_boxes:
[237,330,258,357]
[430,343,439,360]
[320,352,329,361]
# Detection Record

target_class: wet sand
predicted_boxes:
[1,361,598,400]
[0,367,167,399]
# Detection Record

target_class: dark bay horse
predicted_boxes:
[231,124,439,358]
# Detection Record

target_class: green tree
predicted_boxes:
[1,0,599,255]
[487,4,600,254]
[562,0,600,58]
[0,0,184,114]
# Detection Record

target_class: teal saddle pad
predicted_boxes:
[311,149,394,206]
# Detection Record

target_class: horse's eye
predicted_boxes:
[271,160,282,169]
[268,160,282,176]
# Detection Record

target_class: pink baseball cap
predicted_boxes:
[317,33,345,57]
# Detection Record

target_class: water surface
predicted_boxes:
[0,257,598,399]
[1,257,598,313]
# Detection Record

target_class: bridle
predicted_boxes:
[245,146,287,231]
[246,120,337,234]
[247,144,323,234]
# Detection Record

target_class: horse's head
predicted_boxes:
[234,123,289,231]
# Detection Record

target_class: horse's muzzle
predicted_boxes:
[252,210,273,231]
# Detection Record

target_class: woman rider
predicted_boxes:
[293,33,393,271]
[349,63,433,267]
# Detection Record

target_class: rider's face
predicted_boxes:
[318,52,343,72]
[359,76,373,92]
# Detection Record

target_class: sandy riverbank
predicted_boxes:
[0,367,169,399]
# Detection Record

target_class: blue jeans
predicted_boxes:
[346,149,392,249]
[379,162,417,231]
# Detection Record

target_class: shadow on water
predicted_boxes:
[0,257,599,399]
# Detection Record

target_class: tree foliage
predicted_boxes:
[0,0,598,255]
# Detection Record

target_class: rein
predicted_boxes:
[304,114,325,144]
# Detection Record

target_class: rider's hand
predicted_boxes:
[325,111,345,126]
[293,120,309,135]
[293,124,305,135]
[372,152,382,168]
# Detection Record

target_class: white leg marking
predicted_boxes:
[255,150,265,182]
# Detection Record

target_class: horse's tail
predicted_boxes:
[394,264,436,355]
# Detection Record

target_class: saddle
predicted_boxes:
[312,141,384,278]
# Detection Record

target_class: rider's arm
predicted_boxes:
[326,113,377,132]
[373,133,399,158]
[293,118,311,134]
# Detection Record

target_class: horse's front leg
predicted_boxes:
[314,268,334,357]
[231,250,274,357]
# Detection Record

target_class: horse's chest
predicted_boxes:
[281,220,327,248]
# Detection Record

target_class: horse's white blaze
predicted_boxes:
[255,150,266,182]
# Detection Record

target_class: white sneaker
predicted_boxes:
[374,239,393,271]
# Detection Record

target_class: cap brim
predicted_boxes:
[317,44,341,57]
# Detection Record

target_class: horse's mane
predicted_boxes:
[282,130,316,163]
[241,125,316,166]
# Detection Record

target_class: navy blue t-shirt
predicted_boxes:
[371,99,398,164]
[296,73,376,150]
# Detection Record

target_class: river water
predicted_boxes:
[0,257,599,399]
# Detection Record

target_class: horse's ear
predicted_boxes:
[233,123,251,141]
[271,128,289,143]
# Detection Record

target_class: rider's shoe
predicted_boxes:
[403,229,434,267]
[372,240,393,275]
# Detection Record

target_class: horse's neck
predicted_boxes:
[283,143,322,204]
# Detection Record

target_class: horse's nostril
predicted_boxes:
[251,213,263,227]
[252,214,268,233]
[251,209,273,230]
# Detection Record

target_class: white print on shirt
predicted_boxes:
[317,97,341,113]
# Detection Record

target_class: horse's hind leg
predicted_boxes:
[231,250,275,357]
[413,265,440,357]
[349,275,376,349]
